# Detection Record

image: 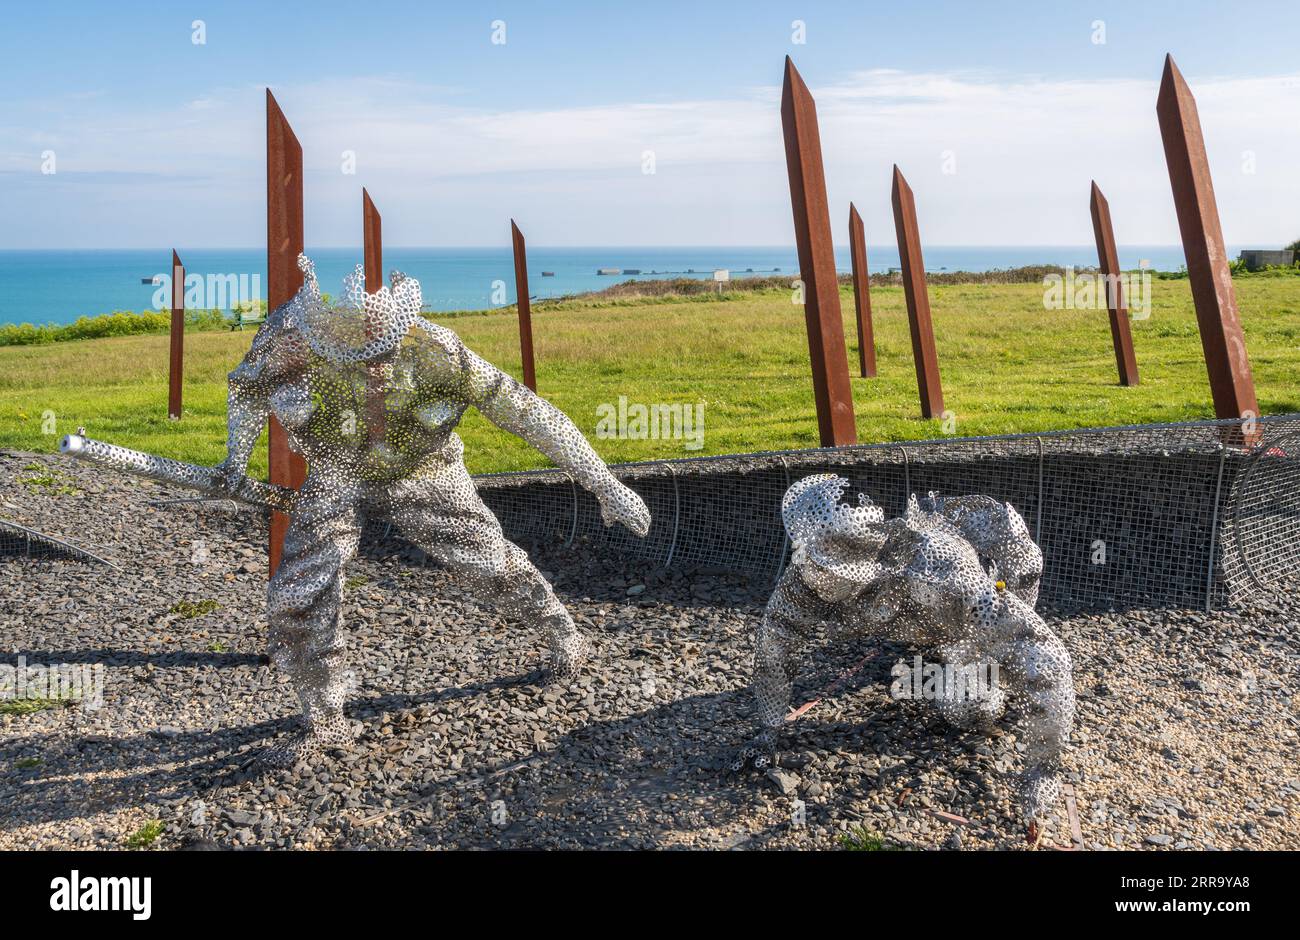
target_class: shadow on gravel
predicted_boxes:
[0,670,542,835]
[4,649,264,668]
[351,637,992,849]
[389,677,987,849]
[2,608,1013,849]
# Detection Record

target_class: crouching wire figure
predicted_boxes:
[739,475,1074,837]
[217,256,650,765]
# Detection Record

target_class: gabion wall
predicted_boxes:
[474,415,1300,611]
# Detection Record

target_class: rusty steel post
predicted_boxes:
[266,89,307,575]
[1157,54,1258,429]
[363,188,383,293]
[848,202,877,378]
[511,219,537,392]
[362,188,386,442]
[168,250,185,419]
[780,57,856,447]
[890,166,944,419]
[1089,182,1140,386]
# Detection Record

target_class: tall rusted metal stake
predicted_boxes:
[266,89,307,575]
[511,219,537,392]
[1089,182,1140,386]
[362,188,386,441]
[891,166,944,419]
[363,188,383,294]
[848,202,876,378]
[1156,54,1258,431]
[168,250,185,419]
[781,57,856,447]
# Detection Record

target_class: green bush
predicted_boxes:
[0,307,233,347]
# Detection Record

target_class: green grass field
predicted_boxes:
[2,276,1297,477]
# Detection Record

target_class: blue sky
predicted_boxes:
[2,0,1298,248]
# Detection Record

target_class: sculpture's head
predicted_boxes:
[783,474,891,603]
[290,254,424,364]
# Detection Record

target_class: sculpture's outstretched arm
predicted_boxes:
[437,335,650,536]
[735,565,841,769]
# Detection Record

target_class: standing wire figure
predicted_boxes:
[217,256,650,765]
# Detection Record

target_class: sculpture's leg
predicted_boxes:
[736,566,823,770]
[382,459,586,679]
[987,597,1076,827]
[263,471,362,767]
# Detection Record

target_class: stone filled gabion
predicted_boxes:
[220,255,651,764]
[745,474,1075,825]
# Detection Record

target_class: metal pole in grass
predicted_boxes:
[1089,182,1140,387]
[363,188,387,441]
[891,166,945,419]
[1156,55,1258,442]
[511,219,537,392]
[780,56,856,447]
[266,89,308,576]
[168,250,185,419]
[848,202,877,378]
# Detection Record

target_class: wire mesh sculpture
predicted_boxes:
[211,255,649,764]
[739,474,1075,834]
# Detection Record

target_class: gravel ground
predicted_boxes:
[1,449,1297,851]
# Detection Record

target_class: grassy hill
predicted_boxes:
[1,276,1297,477]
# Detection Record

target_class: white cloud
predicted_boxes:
[4,67,1298,248]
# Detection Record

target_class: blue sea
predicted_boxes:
[0,245,1202,327]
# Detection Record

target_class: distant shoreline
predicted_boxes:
[7,259,1297,345]
[0,245,1208,327]
[0,263,1208,347]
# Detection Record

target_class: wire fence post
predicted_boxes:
[1035,436,1045,544]
[1204,448,1227,612]
[565,474,579,548]
[774,455,792,580]
[664,463,681,567]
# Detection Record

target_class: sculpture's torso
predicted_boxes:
[271,319,473,483]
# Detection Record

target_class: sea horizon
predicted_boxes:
[0,244,1218,327]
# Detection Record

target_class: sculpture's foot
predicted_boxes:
[547,632,588,683]
[729,728,778,773]
[262,715,355,768]
[1026,821,1044,850]
[1021,769,1060,847]
[548,654,581,683]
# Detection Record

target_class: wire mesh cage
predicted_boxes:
[0,518,119,567]
[473,414,1300,611]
